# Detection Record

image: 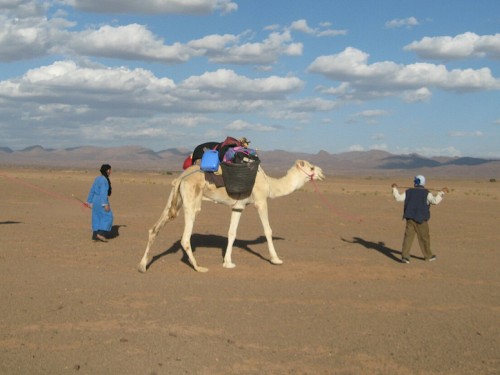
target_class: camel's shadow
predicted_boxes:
[0,221,22,225]
[341,236,425,262]
[147,234,284,271]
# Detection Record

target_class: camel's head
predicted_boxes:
[295,160,325,181]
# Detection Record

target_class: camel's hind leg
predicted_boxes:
[179,208,208,273]
[178,184,208,273]
[137,188,179,273]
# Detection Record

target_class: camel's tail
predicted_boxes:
[167,177,183,219]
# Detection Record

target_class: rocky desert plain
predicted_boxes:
[0,146,499,375]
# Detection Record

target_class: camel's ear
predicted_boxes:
[296,160,305,168]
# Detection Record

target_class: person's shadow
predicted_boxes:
[341,236,424,263]
[108,224,126,239]
[147,234,284,271]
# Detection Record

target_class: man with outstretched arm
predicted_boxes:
[392,175,449,264]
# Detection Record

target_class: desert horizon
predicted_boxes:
[1,144,500,180]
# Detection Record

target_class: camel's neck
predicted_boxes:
[265,166,308,199]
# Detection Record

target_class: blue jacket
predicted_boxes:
[403,187,430,223]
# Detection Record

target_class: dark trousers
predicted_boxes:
[402,219,433,260]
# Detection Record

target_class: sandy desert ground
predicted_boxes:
[0,165,498,375]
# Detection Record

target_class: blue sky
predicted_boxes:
[1,0,499,157]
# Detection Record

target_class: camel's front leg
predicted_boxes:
[223,208,243,268]
[256,201,283,265]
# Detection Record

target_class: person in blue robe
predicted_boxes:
[87,164,113,241]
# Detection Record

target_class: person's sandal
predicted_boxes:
[96,234,107,242]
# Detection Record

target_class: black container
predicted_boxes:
[221,160,260,194]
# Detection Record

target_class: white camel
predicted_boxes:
[138,160,324,273]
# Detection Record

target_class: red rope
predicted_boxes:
[311,179,363,223]
[0,173,90,211]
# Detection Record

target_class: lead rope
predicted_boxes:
[310,179,363,223]
[296,165,362,222]
[0,173,90,211]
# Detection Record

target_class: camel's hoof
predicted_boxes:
[223,262,236,269]
[271,258,283,265]
[195,266,209,273]
[138,263,147,273]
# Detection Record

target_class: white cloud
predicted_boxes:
[0,0,47,17]
[286,98,338,112]
[206,30,303,65]
[0,9,301,66]
[0,60,171,129]
[317,29,348,37]
[62,0,237,15]
[67,24,199,63]
[10,60,175,94]
[224,119,277,132]
[166,115,213,128]
[494,119,500,125]
[349,109,389,124]
[385,17,419,29]
[181,68,303,98]
[357,109,389,118]
[449,130,484,137]
[402,87,432,103]
[187,33,239,51]
[369,143,388,151]
[289,19,347,37]
[290,19,315,34]
[404,32,500,60]
[0,60,307,146]
[347,144,364,152]
[0,11,73,62]
[308,47,500,101]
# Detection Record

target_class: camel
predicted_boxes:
[138,160,324,273]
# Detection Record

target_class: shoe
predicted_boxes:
[95,234,107,242]
[401,258,410,264]
[428,255,437,262]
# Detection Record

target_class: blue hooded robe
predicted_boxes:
[87,175,113,232]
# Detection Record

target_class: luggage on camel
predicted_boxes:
[183,141,219,169]
[188,136,260,194]
[221,158,260,195]
[200,149,220,172]
[198,137,242,172]
[222,146,258,163]
[183,138,241,170]
[182,155,193,169]
[193,142,219,164]
[220,143,260,194]
[217,136,241,161]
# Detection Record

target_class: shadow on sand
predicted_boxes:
[341,236,424,263]
[0,221,23,225]
[147,234,284,271]
[108,224,126,239]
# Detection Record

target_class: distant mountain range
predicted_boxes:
[1,145,499,178]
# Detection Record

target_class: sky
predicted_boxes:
[1,0,499,157]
